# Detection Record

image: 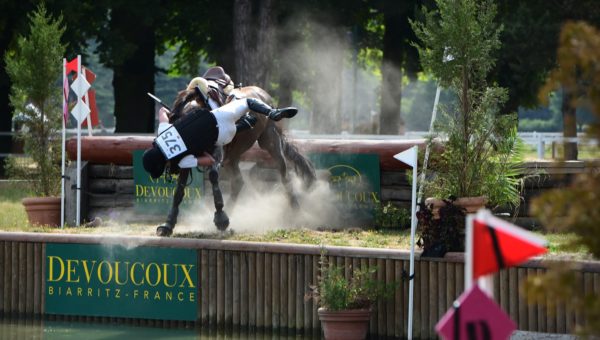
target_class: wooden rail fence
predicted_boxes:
[0,233,598,338]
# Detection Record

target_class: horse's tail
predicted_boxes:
[282,139,317,189]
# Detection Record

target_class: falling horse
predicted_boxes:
[155,83,317,236]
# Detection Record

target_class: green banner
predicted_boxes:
[45,243,198,321]
[309,153,381,223]
[132,149,205,214]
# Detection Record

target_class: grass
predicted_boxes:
[0,181,592,257]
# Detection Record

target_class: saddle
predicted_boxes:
[202,66,235,107]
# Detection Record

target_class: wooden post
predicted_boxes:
[378,257,386,336]
[500,269,509,314]
[428,261,437,337]
[527,268,538,331]
[420,260,429,338]
[26,243,33,315]
[0,241,4,315]
[208,250,217,328]
[272,254,280,330]
[509,267,519,324]
[437,260,446,320]
[304,254,312,332]
[225,251,233,329]
[446,262,455,309]
[256,252,264,330]
[394,260,403,338]
[217,250,224,329]
[264,253,272,330]
[279,254,288,331]
[232,252,240,328]
[369,257,377,335]
[295,255,304,334]
[288,254,295,331]
[240,252,248,330]
[518,268,527,330]
[385,259,394,337]
[248,252,256,330]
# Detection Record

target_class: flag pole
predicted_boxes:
[407,145,418,340]
[61,58,66,228]
[417,85,441,203]
[465,212,474,292]
[76,54,82,226]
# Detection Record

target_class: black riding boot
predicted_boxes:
[246,97,298,121]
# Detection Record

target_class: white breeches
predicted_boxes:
[212,99,250,146]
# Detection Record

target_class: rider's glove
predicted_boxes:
[178,155,198,168]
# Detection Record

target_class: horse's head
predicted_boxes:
[169,77,211,123]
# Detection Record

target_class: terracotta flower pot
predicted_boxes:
[424,196,488,219]
[318,307,371,340]
[22,197,61,227]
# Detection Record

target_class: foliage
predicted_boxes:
[4,5,66,196]
[416,200,465,257]
[373,201,410,229]
[411,0,524,209]
[306,252,396,311]
[525,21,600,337]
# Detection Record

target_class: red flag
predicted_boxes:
[82,89,100,128]
[472,211,547,280]
[65,58,79,75]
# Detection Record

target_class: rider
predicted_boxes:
[142,77,297,179]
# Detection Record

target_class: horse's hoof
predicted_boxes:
[214,211,230,231]
[156,225,173,237]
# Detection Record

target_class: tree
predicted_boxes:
[0,1,34,176]
[232,0,275,88]
[526,22,600,336]
[4,4,66,196]
[495,0,600,160]
[412,0,523,208]
[375,0,420,135]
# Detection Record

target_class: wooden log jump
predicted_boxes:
[65,136,427,171]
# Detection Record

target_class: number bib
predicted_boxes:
[154,125,188,160]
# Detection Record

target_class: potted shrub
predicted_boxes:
[306,254,396,340]
[4,5,67,226]
[410,0,525,221]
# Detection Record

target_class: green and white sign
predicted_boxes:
[45,243,198,321]
[133,149,205,214]
[309,153,381,223]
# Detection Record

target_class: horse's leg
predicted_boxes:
[208,146,230,230]
[226,157,245,209]
[260,125,299,208]
[156,168,190,237]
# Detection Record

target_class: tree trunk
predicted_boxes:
[379,6,406,135]
[308,27,345,134]
[111,5,156,133]
[0,37,13,176]
[561,89,578,160]
[233,0,274,88]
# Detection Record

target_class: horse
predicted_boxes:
[155,85,317,236]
